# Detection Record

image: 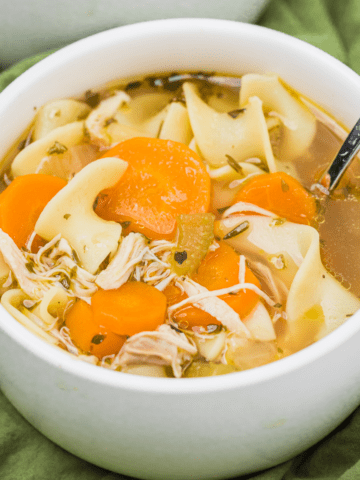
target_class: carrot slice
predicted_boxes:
[164,242,260,329]
[95,137,211,240]
[91,281,167,336]
[0,174,66,250]
[193,242,260,319]
[65,300,127,359]
[164,283,221,330]
[233,172,316,225]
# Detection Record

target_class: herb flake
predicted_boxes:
[63,214,71,220]
[227,108,246,119]
[91,334,105,345]
[223,221,249,240]
[48,141,68,155]
[120,221,131,229]
[84,90,100,108]
[125,81,142,91]
[226,155,243,175]
[174,251,188,265]
[217,206,230,214]
[25,262,35,273]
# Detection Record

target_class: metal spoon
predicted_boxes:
[320,117,360,191]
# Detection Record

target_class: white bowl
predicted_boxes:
[0,0,270,67]
[1,19,360,480]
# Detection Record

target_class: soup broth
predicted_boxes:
[0,72,359,378]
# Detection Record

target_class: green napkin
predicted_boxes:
[1,1,360,479]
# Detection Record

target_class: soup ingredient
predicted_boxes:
[233,172,316,224]
[35,157,127,274]
[113,324,197,378]
[165,243,260,329]
[193,242,261,318]
[0,174,66,250]
[65,300,127,358]
[164,283,222,329]
[95,137,211,240]
[34,99,91,141]
[170,213,215,276]
[91,281,167,336]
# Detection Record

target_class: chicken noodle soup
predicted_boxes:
[0,72,359,378]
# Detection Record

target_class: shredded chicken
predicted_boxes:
[85,91,130,147]
[246,259,289,305]
[239,255,246,285]
[0,229,97,300]
[96,233,148,289]
[173,278,251,337]
[113,324,197,378]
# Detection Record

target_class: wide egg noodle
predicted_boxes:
[113,91,174,137]
[11,121,85,176]
[244,301,276,342]
[35,157,127,274]
[217,215,360,339]
[1,289,57,344]
[98,92,176,145]
[32,286,71,326]
[159,102,193,145]
[239,74,317,162]
[183,82,276,171]
[33,99,91,141]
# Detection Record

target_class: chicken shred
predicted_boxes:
[113,324,197,378]
[96,233,148,290]
[173,278,251,337]
[0,229,97,300]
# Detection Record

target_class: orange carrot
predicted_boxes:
[233,172,316,225]
[193,242,260,318]
[95,137,211,240]
[164,242,260,329]
[65,300,127,359]
[91,281,167,336]
[164,283,221,330]
[0,174,66,250]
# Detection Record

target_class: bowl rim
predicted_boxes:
[1,18,360,395]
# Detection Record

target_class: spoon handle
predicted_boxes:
[324,117,360,191]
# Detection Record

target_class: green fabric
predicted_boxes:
[1,1,360,478]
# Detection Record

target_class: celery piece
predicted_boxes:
[170,213,215,276]
[184,361,238,377]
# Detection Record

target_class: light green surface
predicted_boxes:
[1,1,360,478]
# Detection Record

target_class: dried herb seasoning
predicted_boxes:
[227,108,246,119]
[226,155,243,175]
[60,277,71,289]
[223,221,249,240]
[104,117,117,127]
[63,213,71,220]
[217,206,230,214]
[125,81,142,91]
[91,334,105,345]
[48,141,68,155]
[84,90,101,108]
[25,262,35,273]
[174,251,188,265]
[120,221,131,229]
